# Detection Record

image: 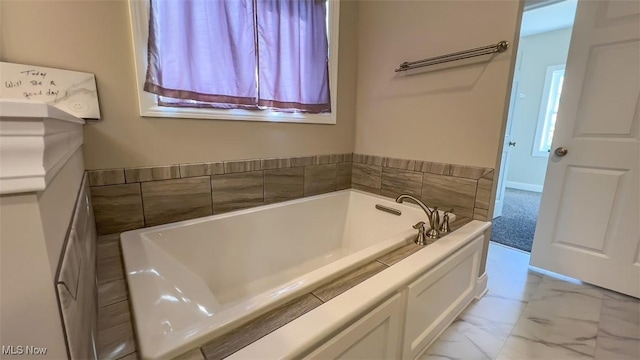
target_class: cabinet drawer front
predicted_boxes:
[305,293,403,360]
[403,236,483,359]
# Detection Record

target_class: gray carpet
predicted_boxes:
[490,188,542,253]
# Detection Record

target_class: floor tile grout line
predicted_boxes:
[491,288,537,360]
[591,289,610,358]
[310,292,326,304]
[375,259,391,268]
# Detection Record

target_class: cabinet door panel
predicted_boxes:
[305,293,403,360]
[403,236,483,359]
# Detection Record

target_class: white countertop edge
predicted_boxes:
[227,220,491,359]
[0,99,85,124]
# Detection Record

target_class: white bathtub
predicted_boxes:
[122,189,452,359]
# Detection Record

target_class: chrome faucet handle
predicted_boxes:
[439,209,454,234]
[413,221,428,245]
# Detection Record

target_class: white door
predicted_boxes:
[530,0,640,298]
[494,78,521,218]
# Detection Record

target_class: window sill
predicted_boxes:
[141,105,336,124]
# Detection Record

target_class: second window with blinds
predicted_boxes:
[129,0,340,124]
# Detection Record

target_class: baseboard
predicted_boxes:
[475,272,488,300]
[506,181,543,193]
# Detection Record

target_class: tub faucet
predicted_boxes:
[395,194,441,240]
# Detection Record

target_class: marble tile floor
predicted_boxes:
[423,243,640,360]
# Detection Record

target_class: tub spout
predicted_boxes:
[395,194,440,239]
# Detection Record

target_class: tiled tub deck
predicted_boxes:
[96,218,472,360]
[92,152,494,359]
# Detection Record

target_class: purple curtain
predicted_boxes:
[145,0,258,108]
[256,0,330,112]
[145,0,331,113]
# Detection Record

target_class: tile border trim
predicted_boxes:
[88,152,490,184]
[87,153,354,186]
[352,153,492,179]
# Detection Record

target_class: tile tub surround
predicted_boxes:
[88,153,494,235]
[88,153,352,235]
[352,154,495,220]
[96,218,473,360]
[141,177,213,227]
[96,233,137,360]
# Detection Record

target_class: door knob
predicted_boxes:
[508,141,517,147]
[554,147,568,157]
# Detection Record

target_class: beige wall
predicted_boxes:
[0,0,358,169]
[1,0,519,171]
[354,0,521,169]
[507,27,572,188]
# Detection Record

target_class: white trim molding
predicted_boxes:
[0,100,85,195]
[474,272,489,300]
[506,181,544,193]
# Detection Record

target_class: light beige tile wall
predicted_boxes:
[354,0,521,170]
[89,154,353,235]
[89,152,492,235]
[351,154,494,221]
[0,0,358,169]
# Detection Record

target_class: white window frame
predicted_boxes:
[128,0,340,125]
[532,64,565,157]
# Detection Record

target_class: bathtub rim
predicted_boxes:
[122,189,439,359]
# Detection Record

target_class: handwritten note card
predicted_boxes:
[0,62,101,119]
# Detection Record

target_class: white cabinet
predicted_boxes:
[282,234,484,360]
[403,238,482,359]
[305,293,404,359]
[305,236,483,360]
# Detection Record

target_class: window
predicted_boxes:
[533,64,565,157]
[129,0,340,124]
